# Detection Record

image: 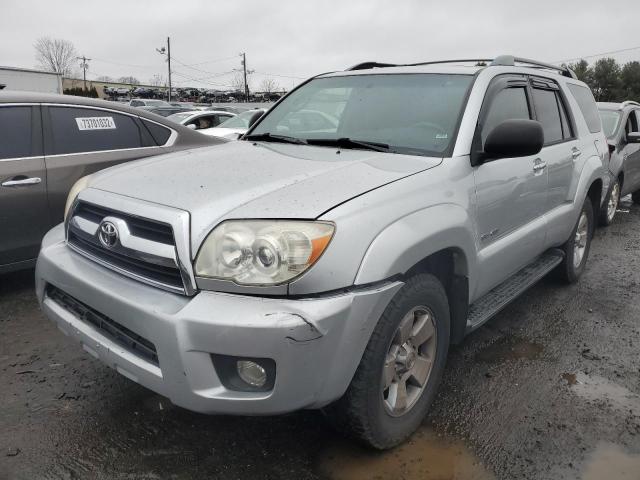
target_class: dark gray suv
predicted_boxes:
[597,100,640,225]
[0,92,223,273]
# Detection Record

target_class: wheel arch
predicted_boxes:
[355,204,476,345]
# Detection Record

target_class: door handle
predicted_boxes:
[571,147,582,159]
[533,159,547,172]
[1,177,42,187]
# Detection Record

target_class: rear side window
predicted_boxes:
[532,88,563,145]
[48,107,144,155]
[142,120,172,144]
[0,106,33,160]
[567,84,601,133]
[482,87,531,144]
[626,110,639,135]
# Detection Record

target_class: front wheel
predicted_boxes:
[326,274,450,449]
[598,178,620,226]
[556,198,594,283]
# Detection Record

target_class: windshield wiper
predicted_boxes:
[245,132,308,145]
[306,137,391,152]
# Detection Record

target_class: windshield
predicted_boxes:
[145,100,168,106]
[249,73,473,156]
[218,110,259,129]
[167,112,194,123]
[598,109,621,138]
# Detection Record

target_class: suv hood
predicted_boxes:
[89,141,441,248]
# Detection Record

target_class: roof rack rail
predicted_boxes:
[490,55,577,79]
[621,100,640,108]
[346,55,578,79]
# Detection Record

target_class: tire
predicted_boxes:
[326,274,450,449]
[556,197,594,283]
[633,191,640,205]
[598,178,620,226]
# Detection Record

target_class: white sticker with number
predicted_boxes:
[75,117,116,130]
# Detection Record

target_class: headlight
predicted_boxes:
[195,220,335,285]
[64,175,93,221]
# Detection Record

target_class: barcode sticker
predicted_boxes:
[75,117,116,130]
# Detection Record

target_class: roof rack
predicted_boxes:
[621,100,640,108]
[346,55,578,79]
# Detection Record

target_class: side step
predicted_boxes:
[466,249,564,333]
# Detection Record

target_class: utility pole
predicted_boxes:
[77,56,91,92]
[242,53,248,101]
[240,53,254,101]
[156,37,172,102]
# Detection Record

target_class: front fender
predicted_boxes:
[354,203,477,288]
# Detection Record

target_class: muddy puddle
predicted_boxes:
[582,443,640,480]
[475,337,543,363]
[319,428,494,480]
[566,372,640,413]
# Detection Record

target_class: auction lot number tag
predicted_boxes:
[75,117,116,130]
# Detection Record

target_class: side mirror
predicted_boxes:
[247,110,265,129]
[627,132,640,144]
[483,119,544,161]
[608,142,616,155]
[187,124,197,130]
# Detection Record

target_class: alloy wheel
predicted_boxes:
[382,306,437,417]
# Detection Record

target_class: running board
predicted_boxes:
[466,249,564,333]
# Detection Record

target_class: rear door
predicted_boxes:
[0,104,49,267]
[43,105,173,226]
[529,77,577,216]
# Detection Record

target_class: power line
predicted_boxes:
[253,71,307,80]
[91,57,159,70]
[171,70,237,89]
[185,54,241,67]
[553,45,640,64]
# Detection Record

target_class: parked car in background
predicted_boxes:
[0,92,223,273]
[36,56,608,449]
[167,110,236,130]
[129,98,170,108]
[199,108,266,139]
[597,101,640,225]
[140,105,197,117]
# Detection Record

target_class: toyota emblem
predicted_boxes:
[98,221,119,248]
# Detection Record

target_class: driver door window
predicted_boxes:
[481,87,531,145]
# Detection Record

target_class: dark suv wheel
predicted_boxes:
[326,274,450,449]
[599,177,620,226]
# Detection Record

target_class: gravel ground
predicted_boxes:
[1,197,640,480]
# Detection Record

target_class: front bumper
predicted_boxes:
[36,224,401,414]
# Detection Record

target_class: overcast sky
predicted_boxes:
[1,0,639,91]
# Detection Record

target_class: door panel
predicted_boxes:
[0,105,49,266]
[0,157,49,265]
[473,77,548,298]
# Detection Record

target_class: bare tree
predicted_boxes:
[230,71,246,92]
[95,75,112,82]
[34,37,78,77]
[118,76,140,85]
[260,78,279,93]
[149,74,166,87]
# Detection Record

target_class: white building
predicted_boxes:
[0,66,62,94]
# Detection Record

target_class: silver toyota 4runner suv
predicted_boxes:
[36,56,609,449]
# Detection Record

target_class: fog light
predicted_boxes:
[237,360,267,388]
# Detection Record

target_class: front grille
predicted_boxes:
[75,202,174,245]
[47,285,159,366]
[67,201,185,294]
